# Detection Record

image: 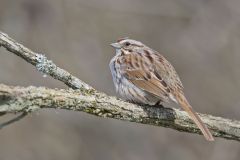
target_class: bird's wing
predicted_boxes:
[117,51,172,99]
[153,51,183,91]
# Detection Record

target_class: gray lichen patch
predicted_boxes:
[36,53,57,75]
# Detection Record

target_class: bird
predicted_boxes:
[109,37,214,141]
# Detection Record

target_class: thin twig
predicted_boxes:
[0,112,28,129]
[0,31,92,90]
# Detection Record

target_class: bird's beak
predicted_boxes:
[110,42,121,49]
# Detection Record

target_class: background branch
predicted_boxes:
[0,31,240,142]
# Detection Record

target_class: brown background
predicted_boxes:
[0,0,240,159]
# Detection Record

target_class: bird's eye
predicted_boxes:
[125,42,130,46]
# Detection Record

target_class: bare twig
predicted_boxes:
[0,31,239,141]
[0,112,28,129]
[0,31,92,90]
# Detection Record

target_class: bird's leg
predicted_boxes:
[153,100,164,108]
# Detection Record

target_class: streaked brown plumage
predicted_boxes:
[109,38,214,141]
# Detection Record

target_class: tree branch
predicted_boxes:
[0,84,240,141]
[0,31,92,90]
[0,31,240,141]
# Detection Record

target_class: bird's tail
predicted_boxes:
[176,93,214,141]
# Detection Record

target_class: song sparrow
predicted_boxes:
[109,38,214,141]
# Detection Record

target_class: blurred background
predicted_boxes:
[0,0,240,159]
